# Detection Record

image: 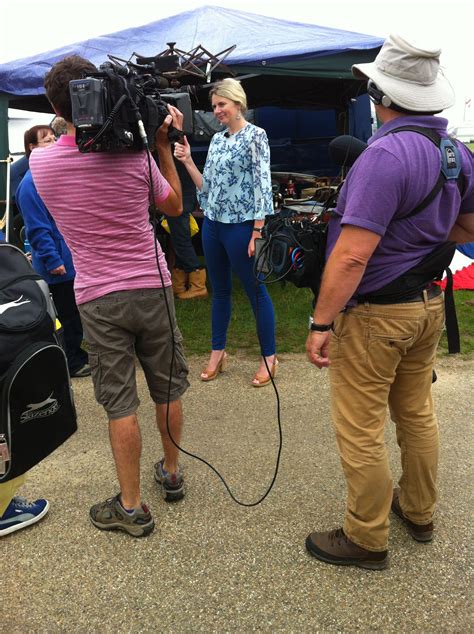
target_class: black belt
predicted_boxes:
[357,284,442,305]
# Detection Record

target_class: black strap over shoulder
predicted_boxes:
[383,125,463,219]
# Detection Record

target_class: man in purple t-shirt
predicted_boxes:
[31,55,189,538]
[305,34,474,569]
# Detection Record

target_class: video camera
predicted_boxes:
[69,43,236,153]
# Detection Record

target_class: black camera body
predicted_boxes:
[70,54,194,153]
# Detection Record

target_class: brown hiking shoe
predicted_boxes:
[391,489,433,542]
[305,528,388,570]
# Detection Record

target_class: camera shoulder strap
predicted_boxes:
[383,125,463,219]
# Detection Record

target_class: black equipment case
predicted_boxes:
[0,242,77,482]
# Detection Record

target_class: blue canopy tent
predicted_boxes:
[0,6,382,110]
[0,6,383,201]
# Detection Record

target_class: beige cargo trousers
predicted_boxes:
[328,292,445,551]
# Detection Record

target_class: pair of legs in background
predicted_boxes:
[307,292,444,568]
[50,280,89,377]
[201,218,276,384]
[167,210,208,300]
[79,287,189,537]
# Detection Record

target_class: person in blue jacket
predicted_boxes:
[16,170,90,378]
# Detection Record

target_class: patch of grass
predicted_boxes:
[175,279,473,357]
[438,290,474,356]
[175,278,312,356]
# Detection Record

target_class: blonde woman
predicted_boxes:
[174,78,277,386]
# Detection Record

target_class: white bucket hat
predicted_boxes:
[352,33,455,112]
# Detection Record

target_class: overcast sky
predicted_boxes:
[1,0,473,127]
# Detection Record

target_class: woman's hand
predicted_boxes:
[248,224,263,257]
[248,235,256,257]
[174,135,192,163]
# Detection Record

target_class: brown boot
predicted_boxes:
[171,268,188,296]
[306,528,388,570]
[391,488,434,542]
[178,269,208,300]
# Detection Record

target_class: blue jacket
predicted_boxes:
[10,155,29,201]
[16,170,76,285]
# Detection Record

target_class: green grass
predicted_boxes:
[438,290,474,356]
[175,279,313,356]
[175,278,473,357]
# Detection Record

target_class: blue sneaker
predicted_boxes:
[0,496,49,536]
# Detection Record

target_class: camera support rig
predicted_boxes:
[139,41,237,85]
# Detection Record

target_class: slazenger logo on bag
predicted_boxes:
[0,295,31,315]
[20,393,60,423]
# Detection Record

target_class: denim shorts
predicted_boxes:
[78,287,189,419]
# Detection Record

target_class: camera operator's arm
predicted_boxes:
[173,136,204,191]
[448,213,474,243]
[306,225,381,369]
[154,106,183,217]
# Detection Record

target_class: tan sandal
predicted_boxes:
[252,358,278,387]
[200,352,228,382]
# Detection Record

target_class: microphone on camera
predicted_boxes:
[329,135,368,167]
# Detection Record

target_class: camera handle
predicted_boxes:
[167,127,184,144]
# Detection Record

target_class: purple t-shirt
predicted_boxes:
[327,115,474,296]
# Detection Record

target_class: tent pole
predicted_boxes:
[0,95,10,239]
[0,156,12,241]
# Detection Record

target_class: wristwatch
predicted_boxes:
[308,316,333,332]
[252,227,262,233]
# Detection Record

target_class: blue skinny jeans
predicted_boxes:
[202,218,276,356]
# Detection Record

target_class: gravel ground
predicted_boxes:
[2,353,472,632]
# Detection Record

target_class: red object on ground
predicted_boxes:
[439,262,474,290]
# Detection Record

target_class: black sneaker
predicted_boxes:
[154,458,185,502]
[89,494,154,537]
[71,363,91,378]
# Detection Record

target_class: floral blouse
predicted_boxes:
[197,123,273,223]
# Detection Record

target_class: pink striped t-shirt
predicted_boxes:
[30,134,171,304]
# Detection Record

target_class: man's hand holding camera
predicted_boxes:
[154,104,184,217]
[155,104,184,146]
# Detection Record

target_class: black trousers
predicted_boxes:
[49,280,88,374]
[167,210,201,273]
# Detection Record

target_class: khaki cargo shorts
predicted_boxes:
[78,287,189,419]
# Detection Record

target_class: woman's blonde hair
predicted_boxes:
[209,78,248,113]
